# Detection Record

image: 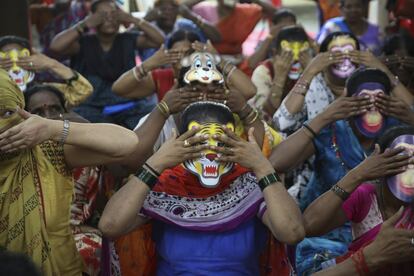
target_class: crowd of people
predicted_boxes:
[1,0,414,275]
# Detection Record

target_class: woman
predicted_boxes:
[0,68,139,276]
[112,29,256,102]
[140,0,221,61]
[303,125,414,275]
[317,0,382,54]
[99,101,304,275]
[270,68,409,274]
[50,0,164,128]
[249,25,312,121]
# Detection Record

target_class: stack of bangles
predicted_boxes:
[351,249,370,276]
[292,79,310,96]
[135,162,161,190]
[157,100,170,118]
[258,172,282,191]
[132,65,148,82]
[221,61,237,79]
[240,106,259,125]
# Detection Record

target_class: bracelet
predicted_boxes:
[303,123,317,139]
[226,66,237,79]
[60,120,70,145]
[143,162,161,177]
[239,105,253,120]
[65,70,79,86]
[132,65,148,82]
[157,101,170,118]
[243,109,259,125]
[392,75,400,88]
[351,249,370,276]
[258,172,282,191]
[331,185,350,201]
[135,167,158,190]
[221,60,232,72]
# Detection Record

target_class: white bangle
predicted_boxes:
[60,120,70,145]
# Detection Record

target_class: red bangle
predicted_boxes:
[351,249,370,276]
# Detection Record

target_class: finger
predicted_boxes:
[212,145,234,156]
[0,124,22,141]
[247,127,257,145]
[214,133,238,147]
[372,144,380,156]
[0,139,27,152]
[222,126,240,141]
[185,133,209,146]
[185,152,204,160]
[383,206,404,227]
[385,167,409,176]
[186,143,209,153]
[178,126,200,141]
[17,107,32,119]
[215,155,236,163]
[383,147,406,158]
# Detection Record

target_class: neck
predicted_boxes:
[158,22,173,34]
[378,183,405,219]
[324,70,345,97]
[345,18,366,35]
[97,32,116,49]
[349,120,374,151]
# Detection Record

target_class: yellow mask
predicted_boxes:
[0,48,34,91]
[183,121,235,188]
[280,40,309,80]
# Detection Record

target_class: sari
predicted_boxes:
[0,69,83,275]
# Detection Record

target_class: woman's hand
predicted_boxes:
[375,94,414,125]
[192,40,219,55]
[17,51,56,72]
[143,45,183,71]
[299,49,312,69]
[83,12,105,29]
[0,108,52,152]
[273,50,292,80]
[304,51,345,77]
[319,94,372,123]
[163,83,202,114]
[213,127,273,177]
[349,50,389,72]
[146,127,209,173]
[0,56,13,70]
[222,88,246,114]
[352,144,412,182]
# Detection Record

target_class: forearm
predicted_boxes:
[392,83,414,106]
[304,170,361,236]
[247,37,273,69]
[182,0,204,8]
[256,164,304,244]
[226,66,256,99]
[112,71,154,99]
[50,26,79,55]
[99,175,150,238]
[49,120,139,158]
[48,59,76,79]
[124,108,168,170]
[185,12,221,43]
[134,18,165,46]
[252,0,277,17]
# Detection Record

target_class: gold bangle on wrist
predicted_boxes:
[157,100,170,118]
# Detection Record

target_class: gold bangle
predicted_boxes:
[132,67,141,82]
[244,109,259,125]
[158,101,170,117]
[157,104,169,118]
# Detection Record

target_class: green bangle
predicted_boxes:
[135,167,158,190]
[258,172,281,191]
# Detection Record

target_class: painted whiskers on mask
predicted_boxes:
[183,122,234,188]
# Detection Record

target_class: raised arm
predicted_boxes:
[99,127,208,239]
[304,146,410,237]
[178,4,222,43]
[0,109,139,168]
[251,0,277,18]
[270,95,372,172]
[314,208,414,275]
[215,128,305,245]
[112,46,182,99]
[50,12,105,56]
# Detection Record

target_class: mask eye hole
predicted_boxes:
[195,59,202,68]
[206,60,212,68]
[217,142,225,147]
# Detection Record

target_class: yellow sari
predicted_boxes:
[0,69,83,275]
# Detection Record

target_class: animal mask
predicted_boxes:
[280,40,310,80]
[327,36,357,79]
[181,52,223,84]
[183,121,234,188]
[386,135,414,203]
[352,83,386,138]
[0,48,34,92]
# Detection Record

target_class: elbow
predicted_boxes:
[98,219,121,240]
[114,134,139,160]
[244,85,257,100]
[111,81,122,96]
[282,224,305,245]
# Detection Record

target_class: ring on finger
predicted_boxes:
[184,139,190,147]
[203,45,207,51]
[225,89,230,95]
[224,100,227,105]
[411,237,414,246]
[328,54,333,61]
[29,61,34,67]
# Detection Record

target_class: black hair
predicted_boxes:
[271,8,297,25]
[346,68,391,96]
[0,35,30,51]
[274,26,308,51]
[319,31,360,53]
[91,0,114,13]
[382,30,414,57]
[377,125,414,153]
[166,29,201,49]
[0,251,41,276]
[180,101,234,134]
[24,84,67,112]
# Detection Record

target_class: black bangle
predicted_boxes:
[331,185,350,201]
[303,123,317,139]
[143,162,161,177]
[258,172,282,191]
[135,167,158,190]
